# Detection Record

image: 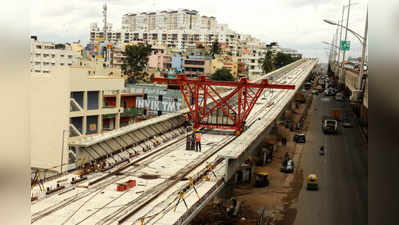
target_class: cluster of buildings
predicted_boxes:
[30,6,302,173]
[88,8,302,80]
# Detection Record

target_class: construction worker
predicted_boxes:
[184,113,190,128]
[195,129,202,152]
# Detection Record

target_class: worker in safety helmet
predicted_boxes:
[195,129,202,152]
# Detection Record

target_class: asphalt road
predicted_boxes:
[293,95,368,225]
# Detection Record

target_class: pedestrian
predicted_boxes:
[195,130,202,152]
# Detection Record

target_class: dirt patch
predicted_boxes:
[275,169,304,225]
[191,97,315,225]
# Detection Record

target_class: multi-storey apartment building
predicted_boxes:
[240,35,268,80]
[30,36,80,73]
[89,9,300,80]
[91,9,239,52]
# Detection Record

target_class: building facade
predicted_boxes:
[31,65,124,172]
[30,36,80,74]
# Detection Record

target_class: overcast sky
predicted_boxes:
[30,0,368,63]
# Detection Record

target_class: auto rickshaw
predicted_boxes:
[306,174,318,190]
[255,172,270,187]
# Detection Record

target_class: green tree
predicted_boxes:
[259,51,274,74]
[210,69,234,81]
[273,52,295,69]
[209,40,220,58]
[121,43,152,83]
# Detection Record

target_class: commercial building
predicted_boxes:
[30,65,124,172]
[30,36,80,74]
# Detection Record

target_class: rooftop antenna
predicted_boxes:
[103,0,107,42]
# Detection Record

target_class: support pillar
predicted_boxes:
[83,91,88,111]
[115,90,121,129]
[98,90,103,133]
[82,116,87,135]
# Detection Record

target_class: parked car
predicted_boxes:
[293,133,306,143]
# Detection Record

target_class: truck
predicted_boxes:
[322,116,338,134]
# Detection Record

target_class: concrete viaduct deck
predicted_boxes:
[31,58,318,225]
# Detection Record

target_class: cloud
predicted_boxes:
[30,0,368,63]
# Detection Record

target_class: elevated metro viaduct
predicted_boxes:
[32,58,318,225]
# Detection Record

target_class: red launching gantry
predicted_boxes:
[153,75,295,135]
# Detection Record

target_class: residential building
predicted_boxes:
[240,35,267,80]
[183,55,211,77]
[210,56,243,79]
[148,46,172,71]
[71,42,84,58]
[30,36,80,74]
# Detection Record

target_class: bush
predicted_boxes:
[210,69,234,81]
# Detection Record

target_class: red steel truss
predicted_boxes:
[153,74,295,134]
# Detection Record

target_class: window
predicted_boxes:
[51,63,55,66]
[60,54,64,58]
[43,62,49,65]
[35,62,41,65]
[35,53,41,57]
[34,70,41,73]
[36,45,42,49]
[51,54,55,58]
[60,63,64,66]
[68,55,72,59]
[43,70,50,73]
[68,63,72,66]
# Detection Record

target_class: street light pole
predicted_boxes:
[61,129,68,174]
[334,21,339,63]
[340,0,351,87]
[357,8,368,94]
[336,6,345,76]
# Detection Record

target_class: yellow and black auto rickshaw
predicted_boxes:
[306,174,318,190]
[255,172,270,187]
